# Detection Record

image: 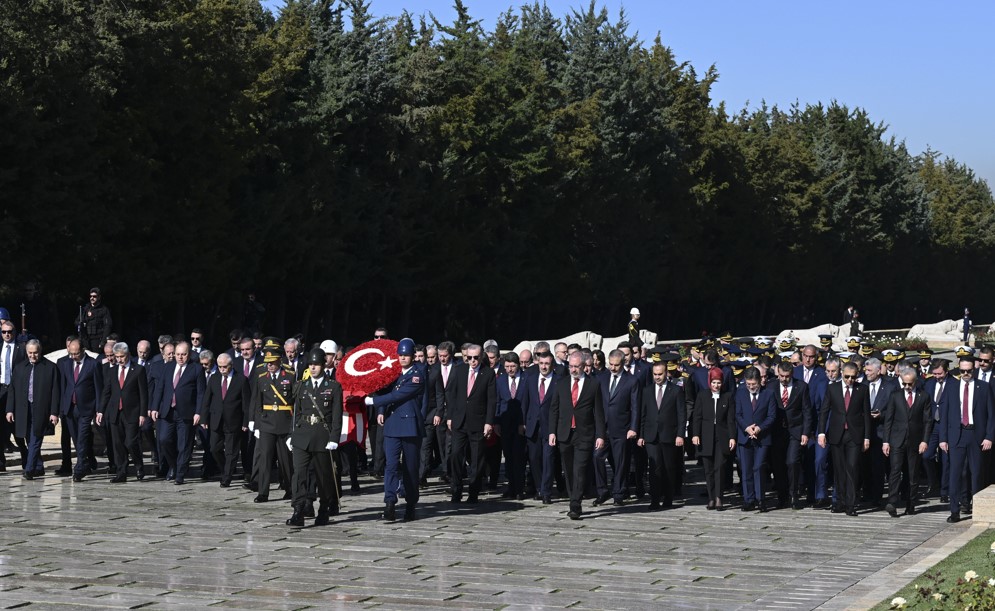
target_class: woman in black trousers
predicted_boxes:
[692,367,736,509]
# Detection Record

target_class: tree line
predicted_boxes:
[2,0,991,349]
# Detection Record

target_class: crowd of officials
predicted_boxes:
[1,295,993,527]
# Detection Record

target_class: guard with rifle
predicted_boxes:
[286,348,343,527]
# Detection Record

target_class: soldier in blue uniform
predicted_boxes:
[364,338,427,522]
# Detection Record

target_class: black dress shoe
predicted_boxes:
[567,510,581,520]
[135,472,145,481]
[516,493,527,501]
[22,472,34,480]
[541,496,552,505]
[791,500,804,510]
[650,501,662,510]
[592,493,611,506]
[940,495,949,504]
[831,505,843,514]
[220,479,231,488]
[706,500,715,510]
[253,495,268,503]
[382,503,397,522]
[814,499,829,508]
[282,491,292,500]
[885,503,898,517]
[31,469,45,477]
[111,474,127,483]
[947,513,960,523]
[303,503,315,518]
[72,474,83,482]
[55,466,72,476]
[776,499,790,510]
[846,508,858,517]
[350,484,361,495]
[243,482,258,492]
[449,494,462,504]
[612,498,624,507]
[403,505,416,522]
[174,479,185,485]
[905,505,916,516]
[314,508,331,526]
[286,508,305,527]
[465,493,479,504]
[758,502,768,513]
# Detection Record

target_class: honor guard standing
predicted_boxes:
[364,338,427,522]
[628,308,641,345]
[286,348,343,527]
[249,347,296,503]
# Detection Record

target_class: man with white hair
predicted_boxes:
[5,339,59,479]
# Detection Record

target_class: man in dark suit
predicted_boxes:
[0,320,27,470]
[798,350,831,507]
[939,356,994,522]
[549,351,606,519]
[97,342,149,482]
[923,359,955,501]
[419,345,444,485]
[862,357,897,507]
[771,362,813,509]
[594,349,640,506]
[446,344,496,503]
[58,339,103,481]
[495,352,527,500]
[5,339,60,478]
[638,359,685,509]
[151,341,205,485]
[735,367,777,511]
[199,353,250,487]
[522,351,559,503]
[883,367,933,516]
[432,340,459,485]
[369,339,424,521]
[818,361,872,515]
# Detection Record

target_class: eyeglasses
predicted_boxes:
[959,369,974,375]
[191,336,202,341]
[0,330,13,334]
[902,382,915,388]
[842,374,857,380]
[980,358,992,364]
[466,355,480,361]
[374,334,387,339]
[89,294,98,298]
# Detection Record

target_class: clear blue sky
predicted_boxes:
[261,0,995,189]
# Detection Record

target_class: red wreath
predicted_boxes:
[337,339,402,396]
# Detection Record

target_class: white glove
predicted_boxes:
[286,437,293,451]
[253,429,260,439]
[248,421,254,431]
[364,397,374,407]
[325,441,338,450]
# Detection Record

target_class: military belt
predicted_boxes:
[262,404,293,411]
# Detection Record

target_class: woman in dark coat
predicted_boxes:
[692,367,736,509]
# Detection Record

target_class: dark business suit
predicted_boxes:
[549,374,606,515]
[448,364,497,500]
[283,356,306,381]
[640,380,685,506]
[923,375,955,497]
[770,381,813,506]
[863,376,898,505]
[199,371,250,484]
[0,340,27,469]
[939,377,994,516]
[797,366,831,503]
[521,371,559,499]
[153,361,206,483]
[59,355,103,477]
[884,386,933,510]
[692,390,735,503]
[101,363,149,477]
[420,361,446,480]
[496,372,527,497]
[6,358,60,474]
[595,371,640,502]
[735,386,777,506]
[819,381,872,512]
[434,360,460,482]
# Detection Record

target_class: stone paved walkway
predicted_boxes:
[0,450,968,610]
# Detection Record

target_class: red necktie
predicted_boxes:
[844,386,851,429]
[118,365,125,410]
[510,377,517,399]
[907,390,913,408]
[962,383,970,426]
[222,375,229,400]
[570,379,579,428]
[781,386,789,408]
[72,361,80,405]
[467,369,476,397]
[244,361,250,377]
[751,393,757,411]
[538,377,546,403]
[171,365,182,407]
